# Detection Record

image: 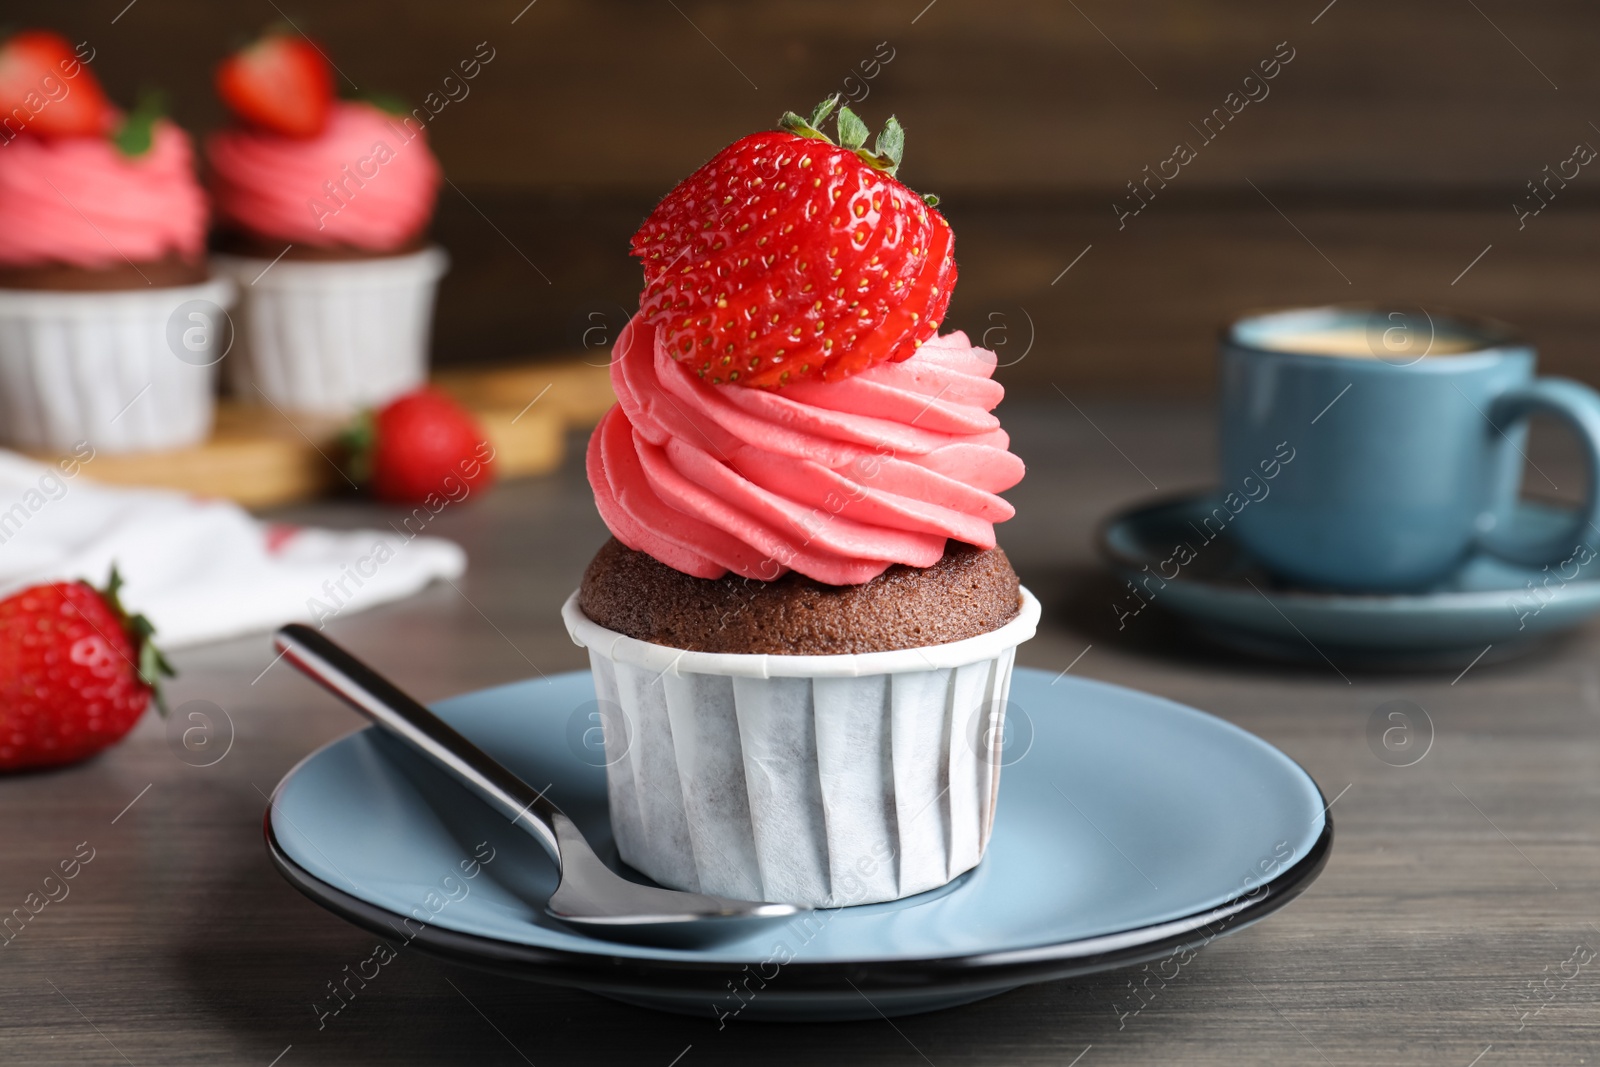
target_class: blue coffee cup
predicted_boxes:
[1219,305,1600,592]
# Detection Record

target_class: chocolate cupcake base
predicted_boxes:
[579,538,1022,655]
[0,254,210,292]
[211,230,430,262]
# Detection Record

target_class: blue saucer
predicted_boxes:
[265,668,1330,1021]
[1099,493,1600,668]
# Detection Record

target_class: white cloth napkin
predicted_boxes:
[0,451,466,649]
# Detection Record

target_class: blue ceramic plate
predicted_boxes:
[1100,493,1600,669]
[265,668,1331,1021]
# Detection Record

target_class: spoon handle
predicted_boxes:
[274,624,563,863]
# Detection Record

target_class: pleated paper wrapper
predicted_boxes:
[0,277,235,454]
[213,244,448,415]
[563,587,1040,907]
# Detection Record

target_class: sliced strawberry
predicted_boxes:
[215,31,333,138]
[0,30,112,140]
[631,100,955,389]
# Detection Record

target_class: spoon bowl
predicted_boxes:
[273,624,805,948]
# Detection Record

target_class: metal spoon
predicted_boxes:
[274,624,804,948]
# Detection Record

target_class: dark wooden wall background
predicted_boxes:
[47,0,1600,393]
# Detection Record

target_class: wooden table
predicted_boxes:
[3,401,1595,1066]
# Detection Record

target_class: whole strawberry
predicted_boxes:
[345,388,497,505]
[0,30,113,140]
[632,97,955,388]
[216,29,333,138]
[0,568,173,772]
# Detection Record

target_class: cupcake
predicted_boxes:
[207,31,446,415]
[563,100,1038,908]
[0,30,231,454]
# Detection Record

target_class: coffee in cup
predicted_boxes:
[1219,305,1600,591]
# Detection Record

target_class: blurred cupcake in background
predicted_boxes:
[0,30,232,454]
[207,30,447,416]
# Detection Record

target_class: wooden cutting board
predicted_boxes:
[43,356,616,509]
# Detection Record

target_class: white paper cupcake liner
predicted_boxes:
[213,245,448,415]
[0,277,235,454]
[562,586,1041,907]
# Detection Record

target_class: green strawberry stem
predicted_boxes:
[345,87,410,116]
[873,116,905,172]
[113,88,167,158]
[337,409,377,487]
[836,105,870,150]
[778,97,935,204]
[808,95,840,129]
[101,564,176,715]
[778,94,837,143]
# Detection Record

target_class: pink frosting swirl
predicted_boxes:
[0,120,206,269]
[207,102,441,251]
[588,314,1024,586]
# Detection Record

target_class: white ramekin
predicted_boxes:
[0,276,236,454]
[212,244,448,415]
[562,586,1041,908]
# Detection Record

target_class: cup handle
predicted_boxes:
[1475,377,1600,567]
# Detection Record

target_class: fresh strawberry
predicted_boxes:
[0,567,173,772]
[215,30,333,138]
[0,30,112,139]
[343,388,497,505]
[632,97,955,388]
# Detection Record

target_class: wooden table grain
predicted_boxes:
[4,403,1597,1067]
